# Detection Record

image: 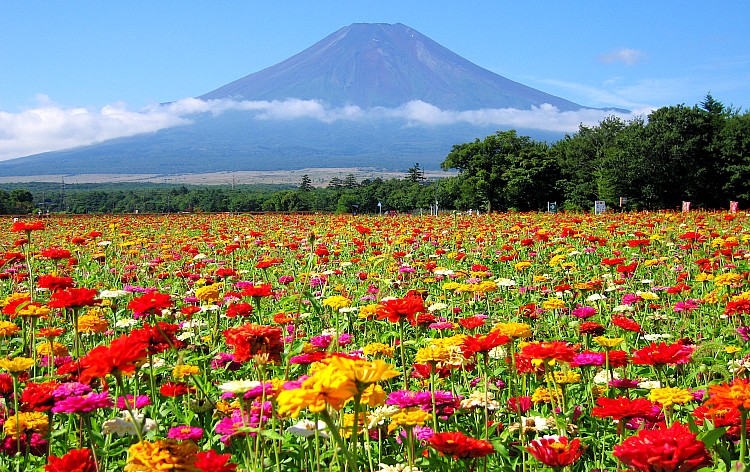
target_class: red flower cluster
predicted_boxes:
[376,296,426,324]
[37,275,74,292]
[591,396,659,422]
[526,436,584,468]
[520,341,578,364]
[223,323,284,364]
[195,449,237,472]
[79,334,149,384]
[613,423,712,471]
[461,331,510,358]
[127,292,173,315]
[48,288,100,309]
[10,221,45,233]
[429,431,495,459]
[45,448,97,472]
[631,342,694,366]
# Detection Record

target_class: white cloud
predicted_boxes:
[0,97,645,162]
[599,48,647,65]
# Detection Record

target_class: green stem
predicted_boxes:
[741,408,748,465]
[320,409,358,472]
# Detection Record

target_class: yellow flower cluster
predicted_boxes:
[363,342,395,358]
[593,336,624,348]
[195,283,222,303]
[322,295,352,311]
[17,304,50,318]
[414,345,450,364]
[0,357,35,373]
[276,357,398,418]
[36,342,68,357]
[541,298,566,310]
[3,411,49,439]
[714,272,743,286]
[77,314,109,334]
[492,322,532,339]
[387,407,431,433]
[649,387,694,408]
[358,304,380,319]
[125,439,199,472]
[0,321,20,337]
[515,261,532,271]
[531,386,562,404]
[546,371,581,385]
[173,365,201,380]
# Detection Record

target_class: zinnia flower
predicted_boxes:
[124,439,199,472]
[376,296,427,324]
[223,323,284,364]
[429,431,495,459]
[48,288,99,309]
[194,449,237,472]
[526,435,584,468]
[79,334,149,384]
[45,448,97,472]
[631,342,694,366]
[613,422,711,471]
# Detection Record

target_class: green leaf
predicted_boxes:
[698,426,726,448]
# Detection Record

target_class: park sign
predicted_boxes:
[594,201,606,214]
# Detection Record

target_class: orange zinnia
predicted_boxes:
[704,378,750,414]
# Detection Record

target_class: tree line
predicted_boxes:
[442,94,750,211]
[2,95,748,215]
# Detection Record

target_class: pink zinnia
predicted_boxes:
[52,392,112,414]
[167,425,204,441]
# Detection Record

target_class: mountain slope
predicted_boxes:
[200,23,584,111]
[0,22,595,177]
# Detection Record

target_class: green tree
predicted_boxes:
[405,163,425,183]
[442,130,545,212]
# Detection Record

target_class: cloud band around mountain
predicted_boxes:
[0,97,648,162]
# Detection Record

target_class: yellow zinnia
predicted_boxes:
[125,439,199,472]
[322,295,352,311]
[649,387,694,408]
[3,411,49,439]
[492,322,532,339]
[387,407,431,433]
[327,356,400,387]
[0,357,34,373]
[593,336,624,348]
[0,321,20,337]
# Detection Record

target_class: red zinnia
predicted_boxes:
[376,296,427,324]
[40,248,71,260]
[223,323,284,364]
[11,221,45,233]
[613,422,712,471]
[160,381,194,397]
[631,342,694,366]
[429,431,495,459]
[79,334,149,384]
[45,448,97,472]
[241,284,274,298]
[226,302,254,318]
[526,436,584,468]
[37,275,74,292]
[591,396,659,421]
[195,449,238,472]
[130,322,185,354]
[520,341,578,364]
[127,292,173,315]
[612,315,642,333]
[461,331,511,358]
[48,288,100,309]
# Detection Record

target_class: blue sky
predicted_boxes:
[1,1,749,161]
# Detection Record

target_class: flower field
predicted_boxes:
[1,211,749,471]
